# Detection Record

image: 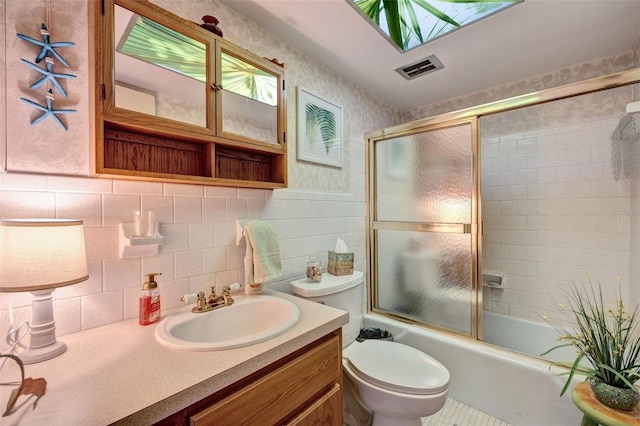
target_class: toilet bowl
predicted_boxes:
[290,271,450,426]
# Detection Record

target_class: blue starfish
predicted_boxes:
[20,56,76,97]
[17,24,75,67]
[20,89,76,131]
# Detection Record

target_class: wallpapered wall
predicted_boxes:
[0,0,399,343]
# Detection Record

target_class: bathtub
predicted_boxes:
[363,313,584,426]
[483,310,577,364]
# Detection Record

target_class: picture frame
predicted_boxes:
[296,86,343,167]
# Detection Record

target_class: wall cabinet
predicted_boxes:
[93,0,287,188]
[156,330,343,425]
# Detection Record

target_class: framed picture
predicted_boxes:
[296,86,343,167]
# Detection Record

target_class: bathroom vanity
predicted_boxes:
[9,291,347,425]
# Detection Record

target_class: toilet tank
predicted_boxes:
[290,270,364,346]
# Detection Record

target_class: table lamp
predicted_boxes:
[0,219,88,364]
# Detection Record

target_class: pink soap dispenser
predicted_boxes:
[139,272,162,326]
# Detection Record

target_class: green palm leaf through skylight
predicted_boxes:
[353,0,522,51]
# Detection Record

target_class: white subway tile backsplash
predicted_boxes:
[214,269,241,289]
[48,175,112,194]
[164,183,204,197]
[202,197,227,222]
[113,180,163,195]
[56,193,102,226]
[1,173,48,190]
[56,259,103,299]
[175,250,203,279]
[214,221,237,247]
[174,197,202,224]
[238,188,266,199]
[188,222,216,249]
[226,198,248,219]
[142,253,176,281]
[142,195,174,224]
[203,186,236,198]
[247,198,267,219]
[82,290,124,330]
[52,298,82,336]
[104,258,141,291]
[160,223,189,252]
[162,278,190,311]
[103,194,140,226]
[0,190,56,218]
[84,226,118,261]
[202,247,227,274]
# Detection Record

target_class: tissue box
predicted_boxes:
[328,251,354,275]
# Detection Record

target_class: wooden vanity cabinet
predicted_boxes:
[156,330,343,426]
[92,0,287,189]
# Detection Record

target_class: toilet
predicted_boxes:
[290,270,450,426]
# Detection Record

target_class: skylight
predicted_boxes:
[350,0,523,52]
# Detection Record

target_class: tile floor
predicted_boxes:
[422,398,511,426]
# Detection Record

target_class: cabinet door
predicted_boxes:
[217,42,285,147]
[286,383,342,426]
[105,0,215,136]
[189,335,341,426]
[95,0,288,187]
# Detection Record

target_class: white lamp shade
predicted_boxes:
[0,219,89,292]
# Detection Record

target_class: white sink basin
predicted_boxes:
[155,295,300,351]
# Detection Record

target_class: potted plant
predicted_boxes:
[542,279,640,411]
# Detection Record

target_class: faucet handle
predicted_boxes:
[195,292,207,310]
[221,285,235,306]
[207,286,217,301]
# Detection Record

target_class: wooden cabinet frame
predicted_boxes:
[92,0,287,188]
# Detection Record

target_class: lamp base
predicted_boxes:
[20,340,67,365]
[19,288,67,364]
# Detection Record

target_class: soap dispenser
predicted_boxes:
[139,273,162,326]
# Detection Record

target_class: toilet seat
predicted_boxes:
[346,340,449,395]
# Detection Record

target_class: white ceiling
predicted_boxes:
[220,0,640,111]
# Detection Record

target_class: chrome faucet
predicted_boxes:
[191,285,235,313]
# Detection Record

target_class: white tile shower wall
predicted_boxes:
[629,37,640,305]
[402,47,640,320]
[481,115,633,321]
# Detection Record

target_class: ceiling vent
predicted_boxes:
[395,55,444,81]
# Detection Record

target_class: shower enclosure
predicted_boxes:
[369,120,480,336]
[366,67,640,348]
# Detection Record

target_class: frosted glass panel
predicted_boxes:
[376,123,472,223]
[374,230,472,334]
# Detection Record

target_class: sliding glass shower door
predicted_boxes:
[369,119,479,336]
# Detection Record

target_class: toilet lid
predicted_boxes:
[346,340,450,395]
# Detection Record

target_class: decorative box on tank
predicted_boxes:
[328,251,354,275]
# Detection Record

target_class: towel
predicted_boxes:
[243,220,282,285]
[611,112,640,181]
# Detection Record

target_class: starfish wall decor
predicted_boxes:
[17,23,76,130]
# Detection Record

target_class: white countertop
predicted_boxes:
[5,291,348,426]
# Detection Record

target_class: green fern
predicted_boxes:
[305,104,337,154]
